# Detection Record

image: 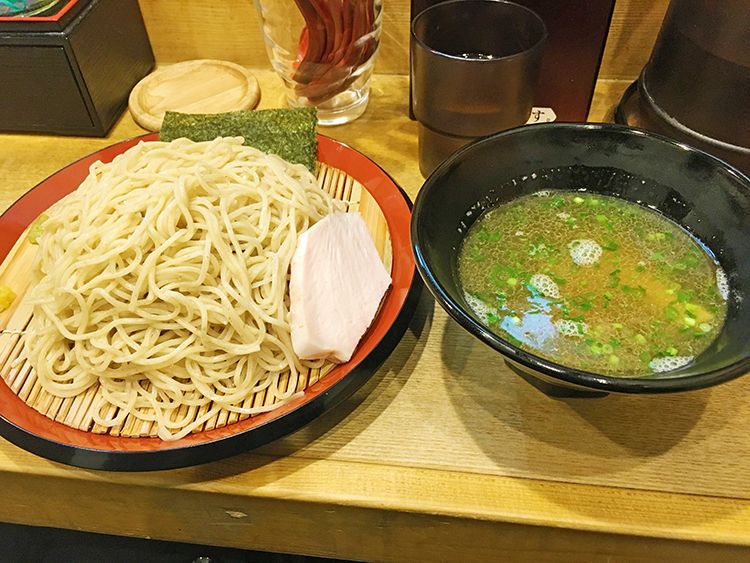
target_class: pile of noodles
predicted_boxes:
[25,137,337,440]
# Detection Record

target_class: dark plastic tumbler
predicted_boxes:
[411,0,547,176]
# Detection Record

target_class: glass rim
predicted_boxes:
[410,0,548,63]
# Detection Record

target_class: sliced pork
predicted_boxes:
[290,212,392,363]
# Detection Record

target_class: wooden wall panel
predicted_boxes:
[598,0,670,79]
[137,0,669,80]
[137,1,265,67]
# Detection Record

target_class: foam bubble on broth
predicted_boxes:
[649,355,694,373]
[530,274,561,299]
[554,319,588,337]
[463,292,493,325]
[568,239,602,266]
[716,268,729,301]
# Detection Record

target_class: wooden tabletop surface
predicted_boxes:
[1,71,749,562]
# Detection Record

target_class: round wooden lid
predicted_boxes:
[128,60,261,131]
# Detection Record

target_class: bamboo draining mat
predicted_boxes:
[0,162,392,438]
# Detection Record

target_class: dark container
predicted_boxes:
[0,0,155,136]
[411,0,547,175]
[411,0,546,137]
[411,123,750,398]
[615,0,750,174]
[641,0,750,149]
[410,0,617,122]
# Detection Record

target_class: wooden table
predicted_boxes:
[1,72,748,562]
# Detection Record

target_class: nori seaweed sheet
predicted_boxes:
[160,107,318,171]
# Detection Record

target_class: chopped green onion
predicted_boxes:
[684,303,699,315]
[478,231,501,242]
[506,334,523,347]
[28,213,49,245]
[622,285,647,298]
[676,289,693,303]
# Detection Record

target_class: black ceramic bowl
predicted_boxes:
[411,122,750,397]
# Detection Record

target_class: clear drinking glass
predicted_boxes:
[255,0,382,125]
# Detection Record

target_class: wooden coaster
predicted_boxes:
[128,59,261,131]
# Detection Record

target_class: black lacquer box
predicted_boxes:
[0,0,154,136]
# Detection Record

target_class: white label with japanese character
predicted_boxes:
[526,107,557,124]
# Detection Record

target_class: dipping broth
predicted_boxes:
[458,191,729,376]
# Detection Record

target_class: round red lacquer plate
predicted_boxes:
[0,134,420,471]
